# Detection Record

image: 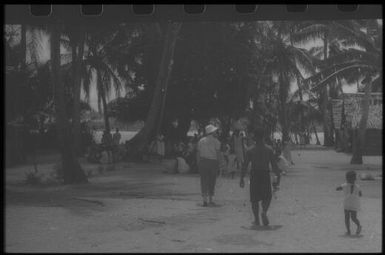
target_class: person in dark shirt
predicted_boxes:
[240,128,280,227]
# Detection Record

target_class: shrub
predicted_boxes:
[53,162,64,181]
[86,169,94,177]
[43,170,62,185]
[24,170,43,185]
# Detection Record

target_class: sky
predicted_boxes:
[7,20,381,111]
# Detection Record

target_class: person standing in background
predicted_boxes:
[282,139,294,165]
[156,134,165,160]
[197,124,221,207]
[112,128,122,162]
[233,130,245,173]
[101,129,113,164]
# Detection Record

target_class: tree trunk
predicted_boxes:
[127,22,181,156]
[72,30,85,156]
[156,30,177,137]
[97,71,110,132]
[322,36,333,146]
[21,24,26,68]
[50,24,87,184]
[350,129,362,164]
[351,79,372,164]
[296,56,306,145]
[322,88,333,146]
[20,24,28,163]
[279,74,289,142]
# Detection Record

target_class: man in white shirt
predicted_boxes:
[197,124,221,207]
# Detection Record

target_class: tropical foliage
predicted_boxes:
[5,19,381,175]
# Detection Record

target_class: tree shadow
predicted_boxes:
[6,178,199,209]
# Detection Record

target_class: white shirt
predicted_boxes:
[341,183,361,211]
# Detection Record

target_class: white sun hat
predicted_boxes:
[205,124,218,135]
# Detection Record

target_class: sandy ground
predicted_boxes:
[5,149,382,253]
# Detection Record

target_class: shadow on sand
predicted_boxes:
[242,225,283,231]
[338,234,364,238]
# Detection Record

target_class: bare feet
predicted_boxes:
[252,220,260,226]
[356,225,362,235]
[208,201,216,207]
[261,213,269,226]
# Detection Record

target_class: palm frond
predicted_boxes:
[291,24,328,44]
[310,64,377,91]
[331,21,378,53]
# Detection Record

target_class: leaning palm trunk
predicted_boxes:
[50,24,87,184]
[126,22,181,157]
[322,88,333,146]
[72,30,86,156]
[97,71,110,132]
[351,79,372,164]
[279,74,290,142]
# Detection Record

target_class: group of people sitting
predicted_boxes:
[86,128,122,164]
[147,134,200,173]
[145,127,295,181]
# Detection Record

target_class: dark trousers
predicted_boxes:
[198,158,218,197]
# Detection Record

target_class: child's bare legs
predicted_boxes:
[344,210,351,234]
[350,210,362,234]
[345,210,361,235]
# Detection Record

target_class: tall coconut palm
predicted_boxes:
[82,26,125,133]
[292,20,371,146]
[251,21,316,142]
[61,25,87,155]
[50,23,87,184]
[304,20,381,164]
[288,94,323,145]
[127,22,182,156]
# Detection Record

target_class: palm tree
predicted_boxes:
[304,20,381,164]
[292,20,371,146]
[82,26,125,133]
[288,94,323,145]
[50,24,87,184]
[251,21,315,142]
[64,25,86,155]
[127,22,182,156]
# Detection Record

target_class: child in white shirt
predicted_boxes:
[336,170,362,236]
